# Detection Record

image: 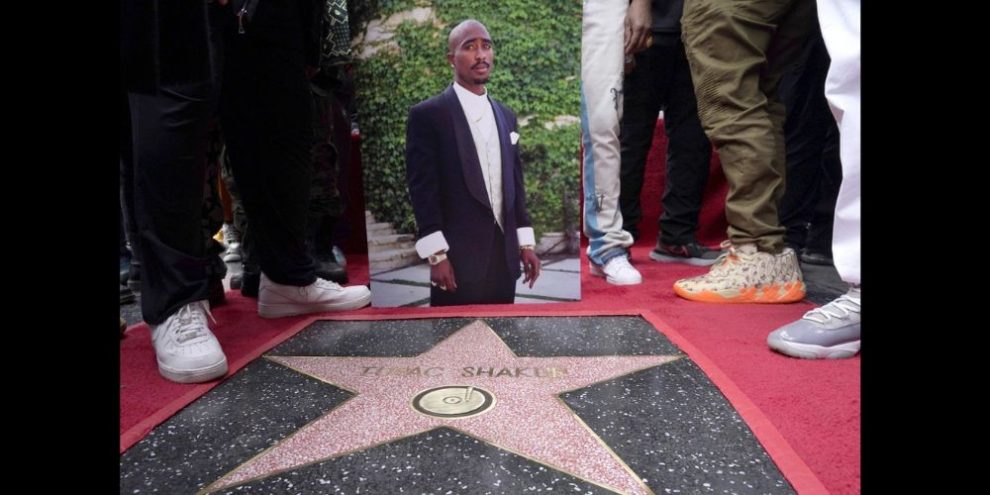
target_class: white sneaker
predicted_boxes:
[150,300,228,383]
[257,273,371,318]
[589,256,642,285]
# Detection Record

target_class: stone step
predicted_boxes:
[367,234,416,253]
[366,222,396,236]
[368,247,421,272]
[368,233,415,245]
[368,242,416,254]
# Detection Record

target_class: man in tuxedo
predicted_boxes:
[405,19,541,306]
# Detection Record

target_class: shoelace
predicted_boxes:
[804,294,860,323]
[707,240,738,275]
[171,302,216,344]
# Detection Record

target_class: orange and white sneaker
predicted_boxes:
[673,241,805,303]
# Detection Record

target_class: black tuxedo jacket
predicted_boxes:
[405,85,532,285]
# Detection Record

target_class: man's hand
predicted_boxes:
[624,0,652,55]
[430,259,458,293]
[520,249,541,288]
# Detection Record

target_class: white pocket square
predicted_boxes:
[510,131,520,145]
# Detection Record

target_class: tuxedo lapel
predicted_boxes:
[491,99,515,213]
[443,86,492,211]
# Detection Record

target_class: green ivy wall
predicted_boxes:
[353,0,581,240]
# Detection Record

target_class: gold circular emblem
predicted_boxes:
[412,385,496,418]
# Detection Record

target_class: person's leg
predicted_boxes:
[802,120,841,264]
[219,0,316,287]
[650,41,718,265]
[219,0,369,317]
[581,0,640,285]
[120,89,142,291]
[122,0,229,384]
[129,79,228,383]
[619,43,665,242]
[768,0,860,358]
[819,0,861,287]
[308,87,347,283]
[777,30,832,253]
[681,0,811,253]
[130,81,215,324]
[674,0,812,303]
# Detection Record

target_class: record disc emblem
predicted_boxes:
[412,385,496,418]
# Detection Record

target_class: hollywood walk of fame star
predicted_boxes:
[205,320,682,494]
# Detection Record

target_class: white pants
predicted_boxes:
[818,0,861,285]
[581,0,634,265]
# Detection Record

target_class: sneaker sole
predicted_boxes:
[649,250,720,266]
[222,253,243,262]
[257,291,372,318]
[673,281,806,303]
[158,357,228,384]
[588,262,642,285]
[768,337,860,359]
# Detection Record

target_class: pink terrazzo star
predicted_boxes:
[207,320,681,494]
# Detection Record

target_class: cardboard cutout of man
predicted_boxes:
[405,19,541,306]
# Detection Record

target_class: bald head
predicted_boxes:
[448,20,489,54]
[447,19,495,95]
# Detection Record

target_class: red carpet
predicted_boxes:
[121,122,858,493]
[121,251,859,494]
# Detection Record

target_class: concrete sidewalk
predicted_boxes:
[370,255,581,307]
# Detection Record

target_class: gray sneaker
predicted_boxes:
[767,287,861,359]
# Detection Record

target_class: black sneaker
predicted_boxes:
[649,240,721,266]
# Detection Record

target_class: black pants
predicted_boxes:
[619,40,712,244]
[219,0,317,286]
[777,29,841,255]
[128,79,218,324]
[431,226,516,306]
[120,87,139,264]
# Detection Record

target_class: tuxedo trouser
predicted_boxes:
[431,226,516,306]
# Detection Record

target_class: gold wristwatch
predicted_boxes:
[428,252,448,265]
